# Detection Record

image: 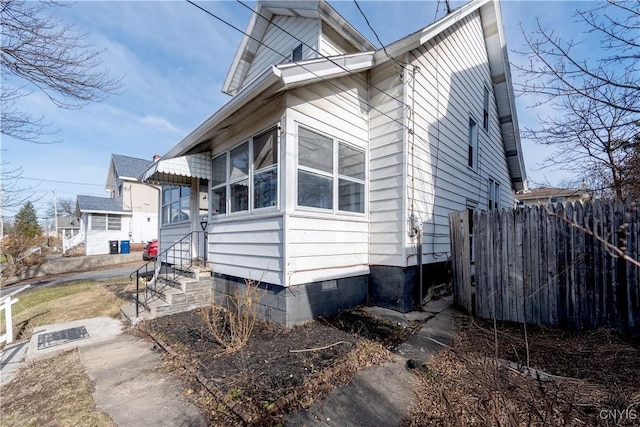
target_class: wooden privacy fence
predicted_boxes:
[449,200,639,332]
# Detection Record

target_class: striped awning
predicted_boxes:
[141,153,210,185]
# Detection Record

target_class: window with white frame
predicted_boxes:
[91,213,121,231]
[211,126,278,216]
[162,185,190,224]
[297,126,365,213]
[488,178,500,211]
[468,117,478,170]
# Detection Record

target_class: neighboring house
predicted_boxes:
[57,215,80,239]
[75,154,159,255]
[515,186,590,207]
[141,0,527,325]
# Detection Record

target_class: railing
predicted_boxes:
[129,231,204,317]
[63,232,84,253]
[1,285,31,345]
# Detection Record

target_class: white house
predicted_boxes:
[141,0,527,325]
[75,154,159,256]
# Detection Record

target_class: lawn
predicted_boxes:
[1,279,134,427]
[1,279,134,344]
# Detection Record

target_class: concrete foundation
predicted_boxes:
[213,273,368,327]
[369,262,450,313]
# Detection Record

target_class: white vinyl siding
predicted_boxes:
[286,215,369,286]
[284,74,369,284]
[319,22,359,57]
[244,16,319,86]
[209,216,284,286]
[369,59,406,266]
[405,11,514,261]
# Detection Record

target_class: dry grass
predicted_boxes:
[408,322,640,426]
[1,280,133,343]
[0,349,115,427]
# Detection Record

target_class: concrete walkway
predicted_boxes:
[1,298,461,426]
[284,296,462,426]
[0,316,207,426]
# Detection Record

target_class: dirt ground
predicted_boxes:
[408,319,640,426]
[141,307,407,425]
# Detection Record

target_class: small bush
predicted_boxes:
[200,279,262,352]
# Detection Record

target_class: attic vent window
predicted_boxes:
[292,44,302,62]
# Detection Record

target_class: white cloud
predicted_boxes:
[139,115,182,134]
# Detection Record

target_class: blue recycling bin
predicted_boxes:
[120,240,130,254]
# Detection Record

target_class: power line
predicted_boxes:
[185,0,411,133]
[353,0,409,68]
[234,0,411,111]
[19,177,103,186]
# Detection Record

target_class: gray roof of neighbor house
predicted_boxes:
[76,195,131,214]
[57,215,80,228]
[106,154,153,191]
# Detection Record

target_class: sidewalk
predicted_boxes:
[1,298,461,426]
[284,296,462,426]
[0,316,207,426]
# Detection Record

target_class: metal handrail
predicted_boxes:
[129,231,203,317]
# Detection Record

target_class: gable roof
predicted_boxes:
[165,0,526,190]
[106,154,153,191]
[76,195,131,215]
[222,0,375,96]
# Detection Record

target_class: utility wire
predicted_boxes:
[234,0,411,111]
[19,177,103,186]
[353,0,409,68]
[187,0,486,236]
[186,0,410,134]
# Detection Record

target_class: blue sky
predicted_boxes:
[3,0,598,220]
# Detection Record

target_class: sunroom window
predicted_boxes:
[162,185,190,224]
[297,126,365,213]
[211,126,278,216]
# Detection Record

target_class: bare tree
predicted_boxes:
[46,196,76,218]
[514,1,640,196]
[1,0,120,211]
[1,0,121,143]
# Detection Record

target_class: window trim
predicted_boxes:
[482,85,490,132]
[91,213,122,231]
[467,117,478,171]
[488,178,500,211]
[161,185,191,225]
[210,126,279,218]
[295,124,366,215]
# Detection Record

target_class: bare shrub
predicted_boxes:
[200,279,262,352]
[2,234,45,267]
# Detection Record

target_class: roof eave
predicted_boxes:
[277,52,375,88]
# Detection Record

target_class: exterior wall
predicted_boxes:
[244,15,320,85]
[368,59,406,267]
[206,99,286,286]
[125,182,159,244]
[84,213,132,256]
[284,73,370,286]
[319,22,359,56]
[405,11,513,263]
